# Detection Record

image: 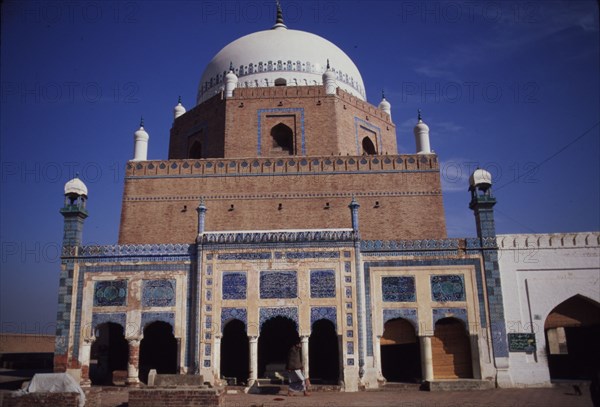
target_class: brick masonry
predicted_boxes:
[128,389,223,407]
[3,392,81,407]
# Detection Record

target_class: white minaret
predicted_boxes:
[225,62,238,98]
[132,117,149,161]
[378,90,392,120]
[322,59,337,95]
[413,109,431,154]
[174,96,186,120]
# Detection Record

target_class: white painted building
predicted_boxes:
[497,232,600,387]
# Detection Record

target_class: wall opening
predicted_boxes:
[380,318,421,382]
[221,319,249,385]
[139,321,177,383]
[189,141,202,159]
[270,123,294,155]
[544,295,600,380]
[90,322,128,385]
[432,317,473,379]
[274,78,287,86]
[309,319,339,384]
[362,137,376,155]
[258,316,298,379]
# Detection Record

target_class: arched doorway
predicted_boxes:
[380,318,421,382]
[309,319,339,384]
[221,319,249,385]
[139,321,178,383]
[258,317,298,378]
[90,322,128,385]
[431,318,473,379]
[362,137,376,155]
[270,123,294,155]
[545,295,600,380]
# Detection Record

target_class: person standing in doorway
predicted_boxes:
[286,340,310,396]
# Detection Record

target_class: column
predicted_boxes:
[248,336,258,386]
[419,335,433,381]
[79,336,95,387]
[373,335,384,382]
[126,335,143,387]
[301,335,309,379]
[214,335,222,383]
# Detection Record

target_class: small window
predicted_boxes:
[271,123,294,155]
[274,78,287,86]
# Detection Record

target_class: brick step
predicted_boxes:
[381,382,424,391]
[244,381,341,394]
[424,379,495,391]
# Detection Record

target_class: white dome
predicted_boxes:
[197,27,366,104]
[378,98,391,110]
[64,177,88,196]
[134,126,149,140]
[469,169,492,188]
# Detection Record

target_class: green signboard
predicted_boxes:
[508,333,536,353]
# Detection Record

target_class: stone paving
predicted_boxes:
[223,388,594,407]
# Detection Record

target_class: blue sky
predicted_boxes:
[1,0,599,332]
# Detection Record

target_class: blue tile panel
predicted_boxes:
[142,279,176,307]
[221,308,247,333]
[93,280,127,307]
[257,108,305,155]
[286,251,340,259]
[364,259,487,357]
[142,312,175,331]
[218,252,271,260]
[347,358,354,365]
[431,274,465,302]
[310,270,336,298]
[222,272,247,300]
[382,276,416,302]
[432,308,467,327]
[310,307,337,330]
[91,312,126,332]
[383,308,418,331]
[259,307,298,331]
[260,271,297,299]
[347,342,354,355]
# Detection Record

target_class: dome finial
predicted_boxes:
[327,59,330,69]
[178,95,182,104]
[417,108,422,122]
[229,61,234,72]
[140,116,144,127]
[382,89,385,99]
[272,0,287,29]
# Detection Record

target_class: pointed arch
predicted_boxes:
[381,318,421,382]
[270,123,294,155]
[362,137,376,155]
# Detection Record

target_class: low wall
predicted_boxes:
[129,388,223,407]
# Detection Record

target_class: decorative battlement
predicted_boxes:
[62,243,193,258]
[497,232,600,249]
[361,239,460,252]
[202,229,355,245]
[126,154,438,178]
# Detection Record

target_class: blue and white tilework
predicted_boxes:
[260,271,297,299]
[347,342,354,355]
[221,308,247,333]
[432,308,468,327]
[431,275,465,302]
[259,307,298,331]
[310,270,335,298]
[222,272,247,300]
[91,312,126,331]
[310,307,337,330]
[142,279,176,307]
[346,313,353,326]
[141,312,175,331]
[383,308,418,331]
[93,280,127,307]
[382,276,416,302]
